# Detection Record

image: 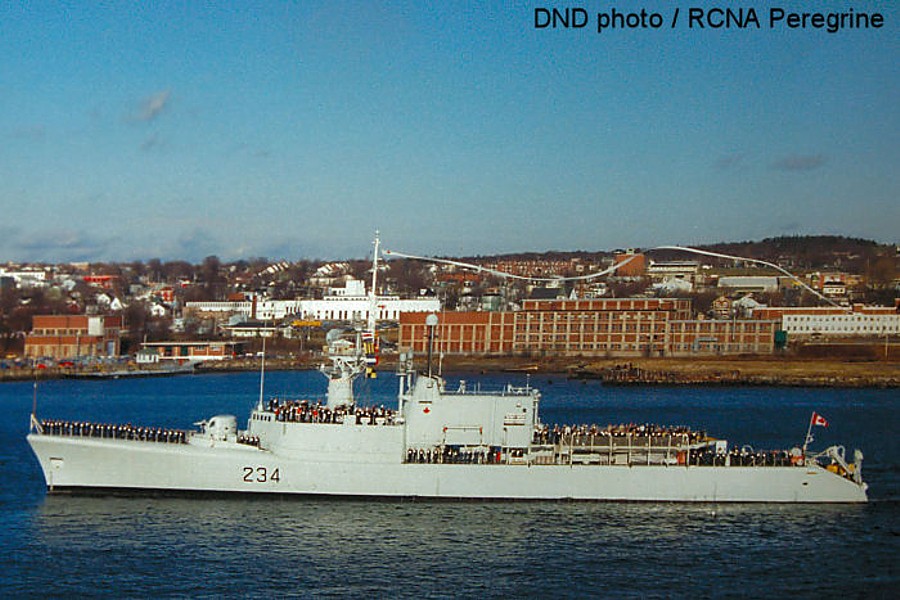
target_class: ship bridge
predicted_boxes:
[400,373,540,452]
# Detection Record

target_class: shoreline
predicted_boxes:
[440,355,900,388]
[2,355,898,388]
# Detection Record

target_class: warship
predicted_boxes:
[27,239,868,503]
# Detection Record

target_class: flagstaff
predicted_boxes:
[803,411,829,455]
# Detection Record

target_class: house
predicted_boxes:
[734,295,764,318]
[712,296,732,319]
[149,303,169,318]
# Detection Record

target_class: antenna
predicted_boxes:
[368,232,380,334]
[258,334,266,409]
[425,313,439,377]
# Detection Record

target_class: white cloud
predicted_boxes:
[135,90,172,122]
[772,154,826,172]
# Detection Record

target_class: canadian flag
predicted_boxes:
[811,412,829,427]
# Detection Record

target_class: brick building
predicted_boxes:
[399,298,776,358]
[402,311,517,355]
[666,319,777,355]
[613,252,646,277]
[26,315,123,359]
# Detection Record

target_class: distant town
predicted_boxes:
[1,235,898,375]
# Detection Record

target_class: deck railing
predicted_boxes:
[36,419,188,444]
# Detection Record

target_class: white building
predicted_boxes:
[186,278,439,325]
[782,312,899,337]
[822,281,848,298]
[222,322,282,338]
[0,268,48,288]
[753,305,899,338]
[717,276,780,293]
[329,279,366,296]
[297,294,439,322]
[647,260,699,279]
[299,278,440,322]
[149,303,169,318]
[734,295,764,318]
[186,299,303,321]
[135,348,160,364]
[652,277,693,295]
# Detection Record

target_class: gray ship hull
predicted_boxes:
[28,432,868,503]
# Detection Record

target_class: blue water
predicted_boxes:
[1,371,897,598]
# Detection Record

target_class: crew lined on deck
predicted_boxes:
[264,398,396,425]
[406,445,503,464]
[533,423,707,446]
[38,419,187,444]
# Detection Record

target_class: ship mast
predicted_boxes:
[323,233,381,410]
[368,232,380,334]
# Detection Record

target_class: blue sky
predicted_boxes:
[1,1,897,262]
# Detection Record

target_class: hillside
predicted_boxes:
[455,235,895,271]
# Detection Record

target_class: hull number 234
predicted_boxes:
[242,466,280,483]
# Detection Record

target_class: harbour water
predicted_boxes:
[1,371,897,597]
